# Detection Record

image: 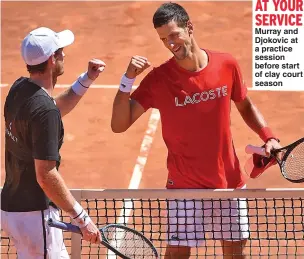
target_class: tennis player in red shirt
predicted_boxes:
[111,2,281,258]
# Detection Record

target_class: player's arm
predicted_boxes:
[31,108,101,243]
[111,94,145,133]
[111,56,151,133]
[35,159,79,217]
[231,58,281,155]
[235,97,281,155]
[235,96,266,134]
[55,59,106,117]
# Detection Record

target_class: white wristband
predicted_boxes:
[119,74,135,93]
[73,211,91,228]
[71,72,94,96]
[70,202,92,228]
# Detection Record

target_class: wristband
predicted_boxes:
[71,72,94,96]
[73,211,91,228]
[70,201,92,228]
[258,127,279,143]
[119,74,135,93]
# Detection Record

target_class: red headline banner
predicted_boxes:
[255,0,303,26]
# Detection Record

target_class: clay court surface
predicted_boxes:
[1,1,304,258]
[1,1,304,195]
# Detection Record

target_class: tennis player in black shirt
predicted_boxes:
[1,27,105,258]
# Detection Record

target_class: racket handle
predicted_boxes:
[47,218,81,234]
[245,145,267,156]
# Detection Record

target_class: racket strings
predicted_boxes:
[283,142,304,181]
[104,226,157,258]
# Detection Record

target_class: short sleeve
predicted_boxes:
[31,109,61,161]
[130,70,156,111]
[231,59,247,102]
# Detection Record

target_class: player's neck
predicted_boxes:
[175,42,208,72]
[29,73,54,97]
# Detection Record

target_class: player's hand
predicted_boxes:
[265,138,281,157]
[87,59,106,81]
[80,221,102,244]
[125,55,151,79]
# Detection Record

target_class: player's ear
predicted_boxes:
[187,21,194,35]
[49,54,56,65]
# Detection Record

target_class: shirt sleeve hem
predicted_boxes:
[32,155,60,161]
[232,87,248,103]
[130,96,150,112]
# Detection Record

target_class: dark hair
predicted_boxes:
[153,2,190,28]
[26,60,49,74]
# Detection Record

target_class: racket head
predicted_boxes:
[100,224,159,259]
[278,138,304,183]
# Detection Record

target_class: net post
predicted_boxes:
[70,189,82,259]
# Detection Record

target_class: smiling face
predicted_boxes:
[156,20,193,60]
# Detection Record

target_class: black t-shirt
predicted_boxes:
[1,77,64,212]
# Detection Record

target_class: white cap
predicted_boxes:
[21,27,75,66]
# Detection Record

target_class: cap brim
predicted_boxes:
[57,30,74,48]
[244,154,277,179]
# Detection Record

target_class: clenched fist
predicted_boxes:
[87,59,106,81]
[125,56,151,79]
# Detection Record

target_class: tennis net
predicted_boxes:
[1,188,304,258]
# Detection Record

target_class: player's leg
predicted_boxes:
[1,207,69,259]
[220,239,248,259]
[46,205,69,259]
[214,197,249,259]
[165,199,205,259]
[1,209,49,258]
[164,245,191,259]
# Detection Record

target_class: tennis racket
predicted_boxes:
[47,218,159,259]
[245,137,304,183]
